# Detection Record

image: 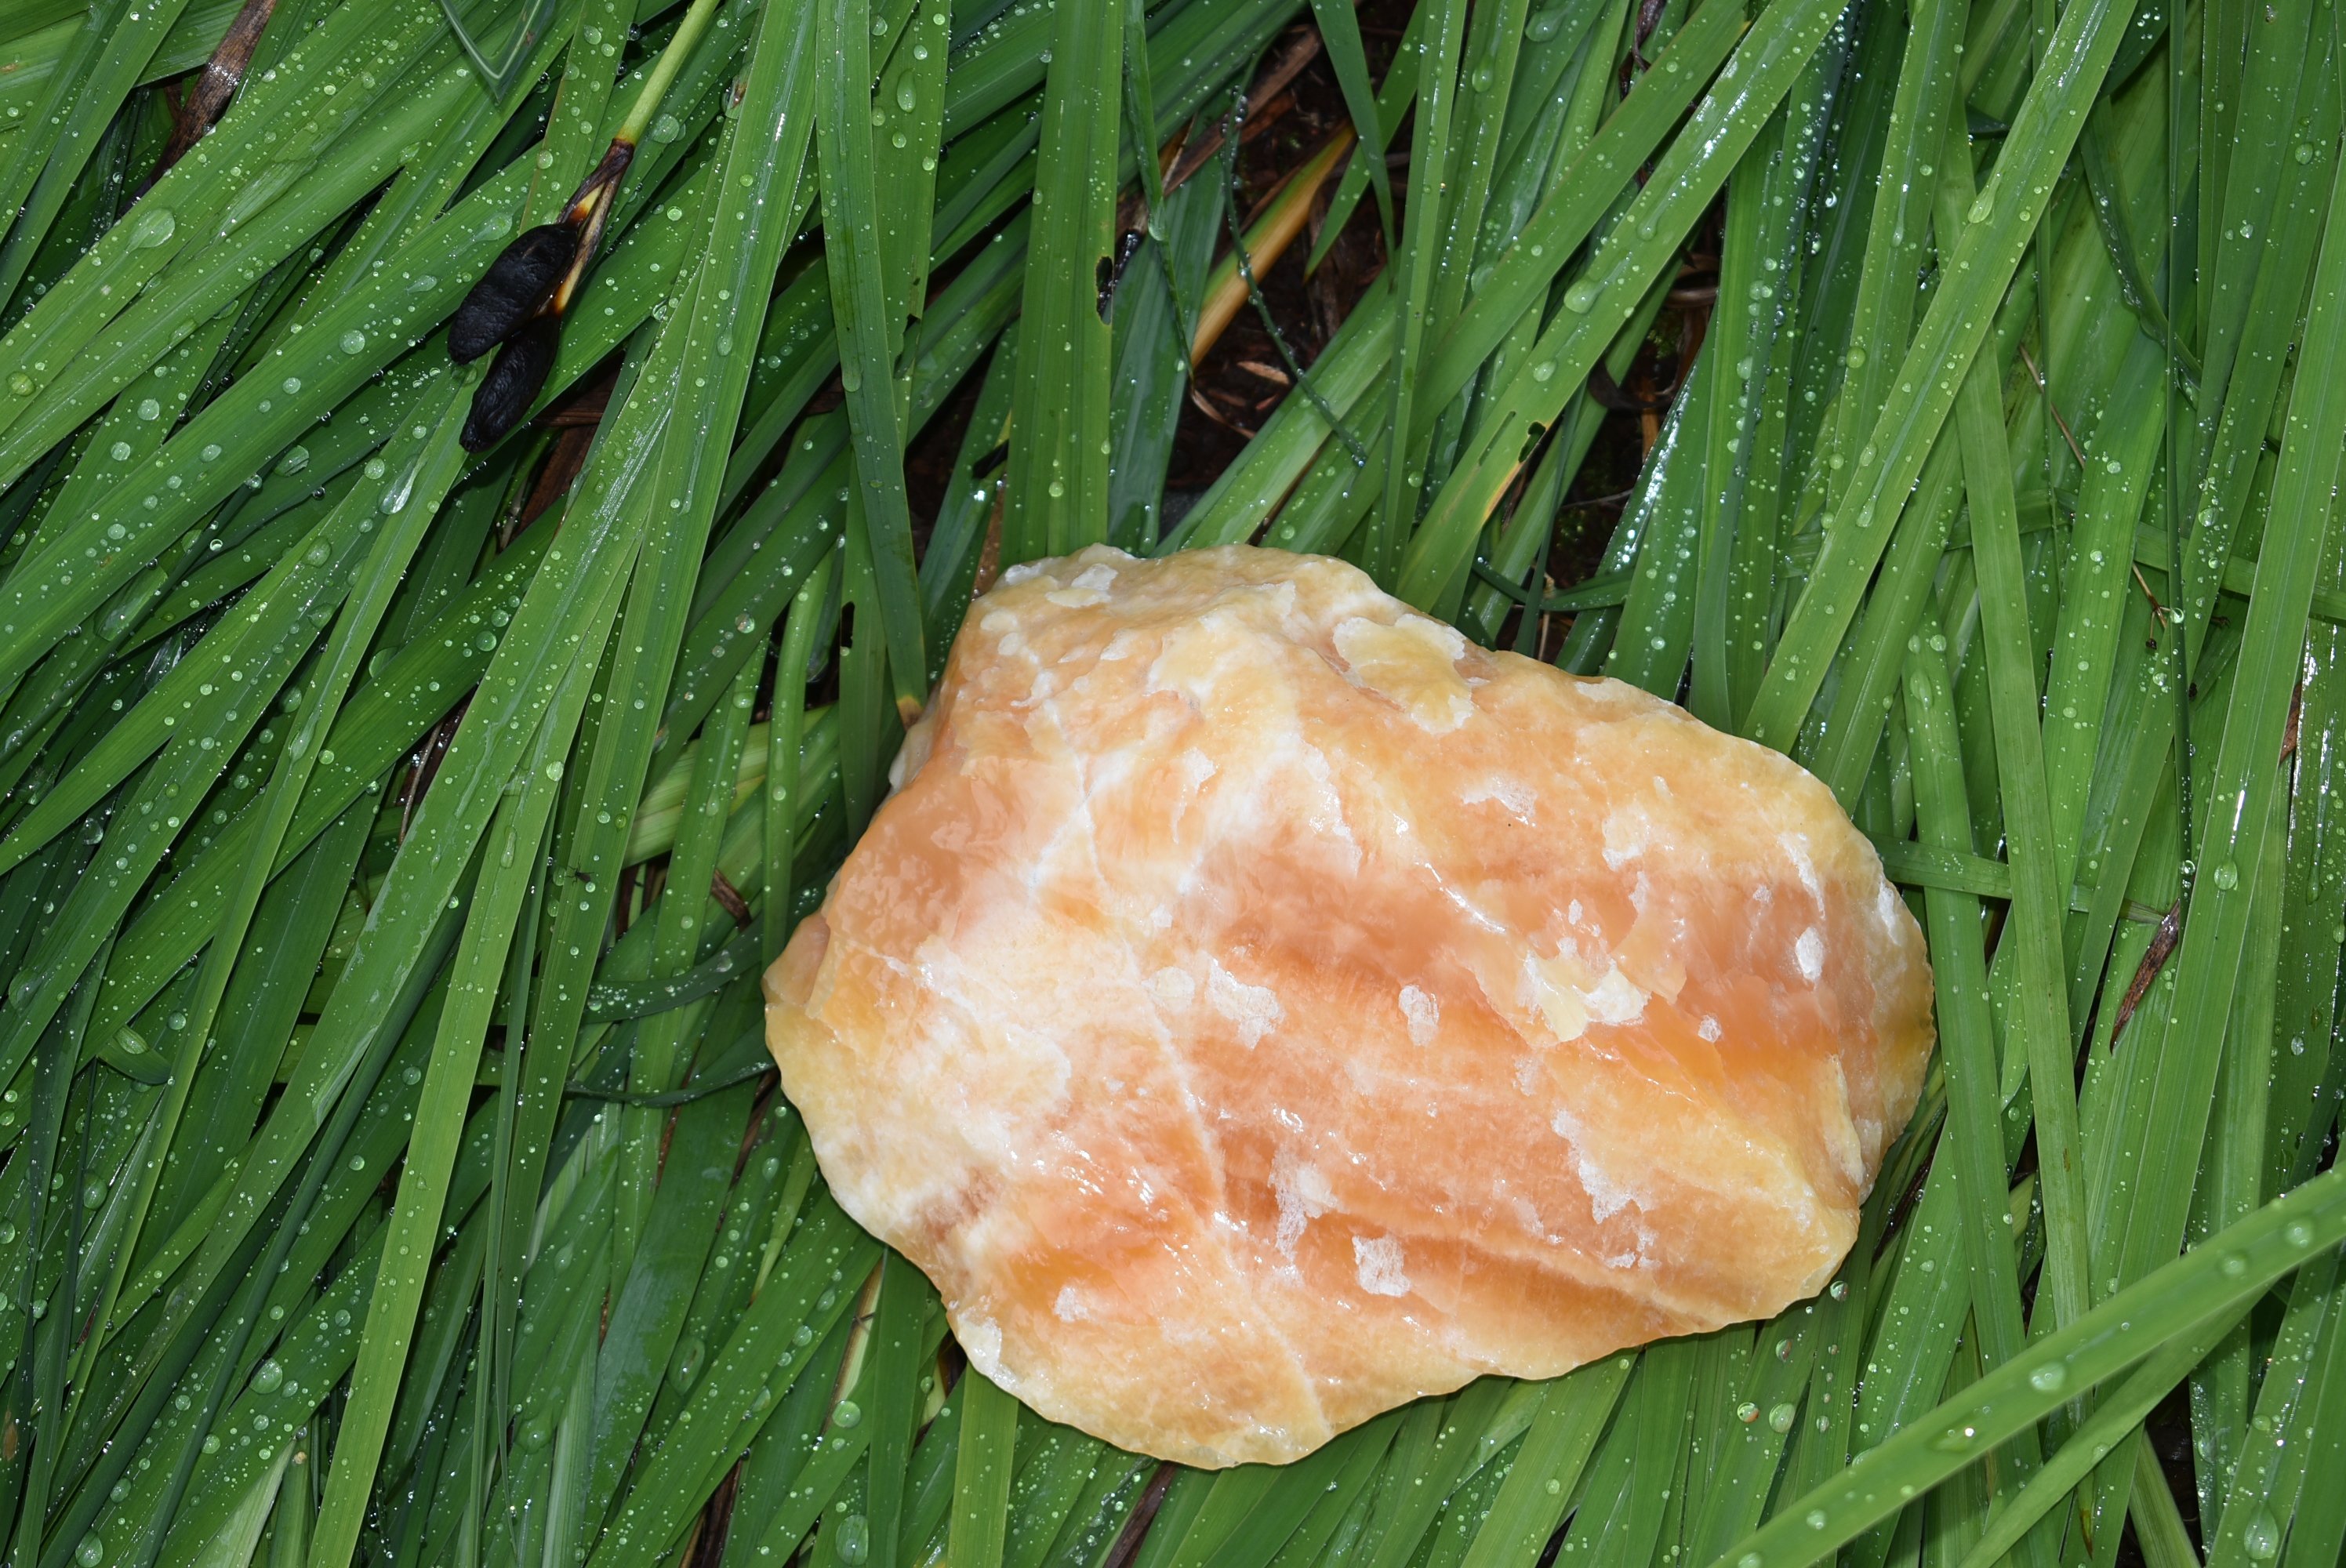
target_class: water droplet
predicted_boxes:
[340,328,368,355]
[281,376,302,396]
[1048,478,1066,498]
[897,80,918,111]
[1738,1555,1763,1568]
[133,206,176,248]
[651,113,683,145]
[1470,64,1495,91]
[75,1534,104,1568]
[1966,193,1993,224]
[2210,860,2239,891]
[252,1359,284,1393]
[672,1336,706,1389]
[1562,279,1601,314]
[202,443,222,462]
[1532,361,1556,383]
[81,1181,104,1208]
[1527,5,1563,38]
[2221,1250,2249,1276]
[1805,1509,1828,1530]
[1767,1403,1796,1433]
[835,1514,871,1565]
[833,1399,863,1428]
[2242,1504,2281,1559]
[716,333,734,356]
[1736,1401,1760,1424]
[2285,1219,2315,1247]
[840,362,862,393]
[281,445,310,474]
[114,1026,147,1055]
[136,397,161,420]
[109,440,133,460]
[2028,1363,2067,1393]
[1930,1425,1977,1453]
[1828,1279,1848,1300]
[520,1414,553,1450]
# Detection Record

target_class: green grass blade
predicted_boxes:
[1000,0,1124,564]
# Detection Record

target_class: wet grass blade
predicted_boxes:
[1000,0,1124,565]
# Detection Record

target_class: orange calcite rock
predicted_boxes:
[764,544,1933,1467]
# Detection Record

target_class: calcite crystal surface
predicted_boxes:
[764,544,1933,1467]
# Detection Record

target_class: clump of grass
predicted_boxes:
[0,0,2338,1565]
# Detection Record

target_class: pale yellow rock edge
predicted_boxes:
[765,544,1934,1467]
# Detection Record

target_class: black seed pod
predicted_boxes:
[448,223,578,364]
[461,315,561,452]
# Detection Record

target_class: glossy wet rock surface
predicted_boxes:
[765,544,1933,1467]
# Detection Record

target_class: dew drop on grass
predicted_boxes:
[2028,1363,2066,1393]
[2221,1251,2249,1276]
[835,1514,871,1564]
[1930,1425,1977,1452]
[1805,1510,1828,1530]
[2242,1505,2281,1559]
[833,1399,863,1428]
[2210,860,2239,890]
[5,374,31,397]
[133,207,176,248]
[340,329,367,354]
[2285,1220,2315,1248]
[652,113,681,143]
[114,1026,147,1055]
[1527,5,1563,38]
[1736,1402,1759,1424]
[74,1535,104,1568]
[1562,279,1600,314]
[1767,1403,1796,1433]
[110,441,132,460]
[1738,1555,1763,1568]
[252,1360,284,1393]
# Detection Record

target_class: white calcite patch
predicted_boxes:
[1353,1235,1411,1297]
[1796,927,1825,983]
[1207,960,1283,1047]
[1399,984,1440,1046]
